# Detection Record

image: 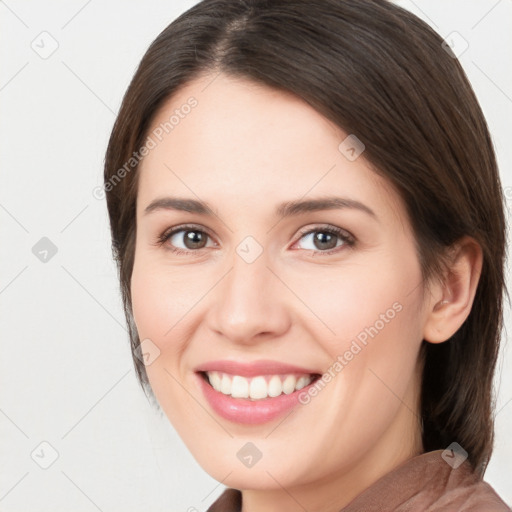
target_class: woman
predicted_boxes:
[103,0,510,510]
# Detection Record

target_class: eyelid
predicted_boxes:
[159,223,214,239]
[295,224,354,242]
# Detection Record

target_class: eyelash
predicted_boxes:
[155,223,356,257]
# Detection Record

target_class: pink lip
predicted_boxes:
[194,360,321,425]
[194,359,319,377]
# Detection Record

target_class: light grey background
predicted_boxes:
[1,1,511,510]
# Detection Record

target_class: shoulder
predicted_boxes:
[418,451,510,512]
[431,478,510,511]
[205,451,510,512]
[340,450,511,512]
[206,488,242,512]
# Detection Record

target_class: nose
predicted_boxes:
[206,251,291,345]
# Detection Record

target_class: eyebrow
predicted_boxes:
[143,196,377,220]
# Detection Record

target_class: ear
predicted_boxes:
[423,236,483,344]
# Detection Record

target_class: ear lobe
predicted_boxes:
[423,236,483,344]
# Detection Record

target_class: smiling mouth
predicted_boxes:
[198,370,322,401]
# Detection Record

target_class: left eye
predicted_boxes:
[293,227,354,254]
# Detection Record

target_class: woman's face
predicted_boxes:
[131,73,431,492]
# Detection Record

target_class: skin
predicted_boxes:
[131,72,482,512]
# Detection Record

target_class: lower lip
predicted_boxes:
[196,372,318,424]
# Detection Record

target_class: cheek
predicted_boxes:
[285,248,423,356]
[130,253,222,413]
[289,247,425,418]
[286,263,424,469]
[131,257,198,350]
[130,260,184,407]
[130,259,201,420]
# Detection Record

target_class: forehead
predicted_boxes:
[137,73,405,226]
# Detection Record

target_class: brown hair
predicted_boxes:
[103,0,508,472]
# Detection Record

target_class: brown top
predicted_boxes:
[206,450,510,511]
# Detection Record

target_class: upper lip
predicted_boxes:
[194,359,320,377]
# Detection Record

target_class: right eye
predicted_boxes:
[157,225,216,255]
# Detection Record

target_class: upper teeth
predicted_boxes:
[205,371,313,400]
